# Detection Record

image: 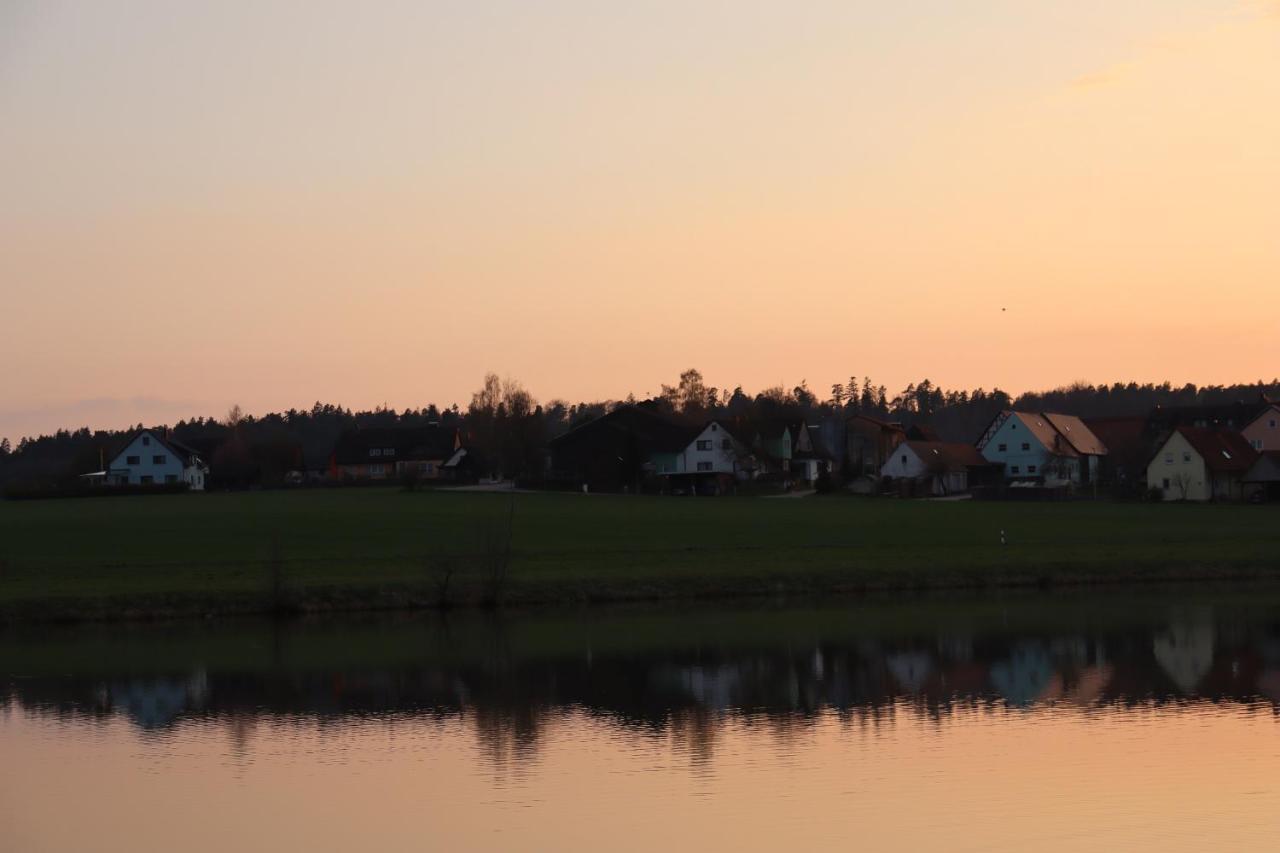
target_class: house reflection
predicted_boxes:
[5,601,1280,766]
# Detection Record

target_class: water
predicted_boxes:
[4,590,1280,851]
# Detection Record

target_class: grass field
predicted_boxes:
[1,487,1278,620]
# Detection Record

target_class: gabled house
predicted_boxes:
[750,420,795,476]
[845,414,906,483]
[1243,451,1280,503]
[792,419,844,484]
[1082,416,1149,489]
[976,411,1107,485]
[330,425,461,482]
[103,429,208,490]
[1146,426,1257,501]
[880,441,992,496]
[657,420,754,494]
[548,404,691,491]
[1242,401,1280,452]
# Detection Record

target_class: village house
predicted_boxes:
[1242,451,1280,503]
[845,414,906,491]
[1243,451,1280,503]
[976,411,1107,485]
[98,429,209,490]
[1146,426,1257,501]
[329,425,461,482]
[548,404,692,491]
[1242,400,1280,452]
[879,440,992,496]
[750,420,796,478]
[656,420,754,494]
[791,420,843,484]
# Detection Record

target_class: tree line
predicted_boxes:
[2,372,1277,491]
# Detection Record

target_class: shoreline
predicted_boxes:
[5,559,1280,625]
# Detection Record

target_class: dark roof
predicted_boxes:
[1151,399,1272,431]
[1172,427,1257,474]
[110,428,203,465]
[847,413,904,432]
[903,441,990,471]
[550,405,694,454]
[332,426,458,465]
[906,424,941,442]
[1083,415,1148,454]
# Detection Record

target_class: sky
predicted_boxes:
[2,1,1278,440]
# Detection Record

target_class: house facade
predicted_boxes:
[1146,427,1257,501]
[880,441,989,496]
[1243,404,1280,452]
[1243,451,1280,502]
[845,415,906,489]
[654,421,754,494]
[977,411,1107,485]
[330,425,461,481]
[105,430,208,490]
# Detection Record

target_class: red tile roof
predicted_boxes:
[1173,427,1258,473]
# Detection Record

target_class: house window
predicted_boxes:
[1253,439,1264,450]
[1010,465,1020,474]
[383,448,395,456]
[1183,452,1191,462]
[369,464,385,476]
[142,436,151,446]
[1270,419,1277,429]
[697,461,713,472]
[165,474,177,484]
[696,440,712,451]
[1163,478,1170,489]
[140,475,153,484]
[153,455,166,465]
[1165,453,1173,464]
[1021,443,1030,451]
[721,439,732,450]
[1028,465,1037,474]
[370,449,382,457]
[126,455,140,465]
[997,443,1007,452]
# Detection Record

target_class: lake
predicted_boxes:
[4,589,1280,851]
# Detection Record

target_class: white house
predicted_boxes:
[655,421,753,492]
[976,411,1107,485]
[104,429,209,490]
[1146,426,1256,502]
[880,441,990,496]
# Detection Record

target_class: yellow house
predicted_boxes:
[1147,427,1257,502]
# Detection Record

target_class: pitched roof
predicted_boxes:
[1011,413,1077,457]
[1042,413,1107,456]
[1083,415,1148,456]
[904,441,990,471]
[1171,427,1257,473]
[1244,450,1280,482]
[109,428,203,466]
[549,404,694,454]
[332,425,458,465]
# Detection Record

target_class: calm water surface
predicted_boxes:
[5,591,1280,851]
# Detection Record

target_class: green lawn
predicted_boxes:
[1,488,1278,619]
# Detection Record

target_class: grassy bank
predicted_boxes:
[1,488,1278,621]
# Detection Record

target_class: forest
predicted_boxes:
[2,372,1277,491]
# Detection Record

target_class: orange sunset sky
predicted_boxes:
[2,1,1278,440]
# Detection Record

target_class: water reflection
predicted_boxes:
[5,592,1280,764]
